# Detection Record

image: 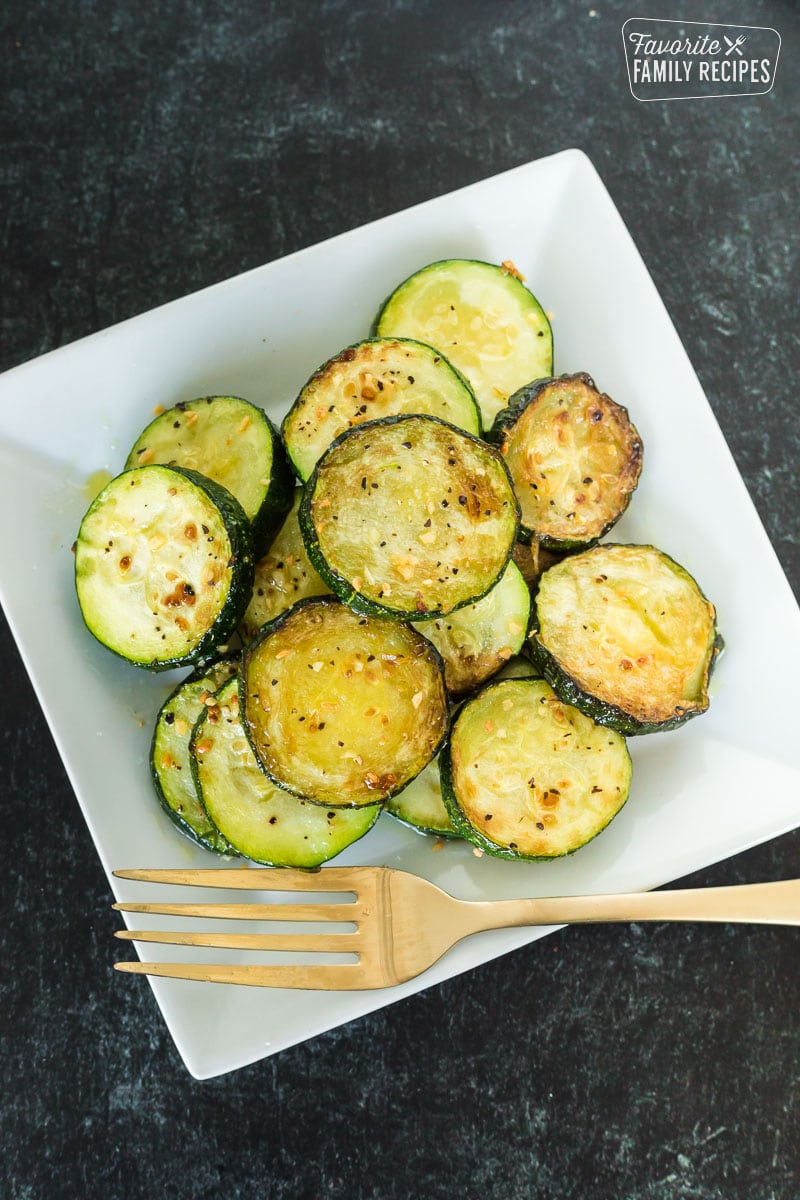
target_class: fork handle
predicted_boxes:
[465,879,800,932]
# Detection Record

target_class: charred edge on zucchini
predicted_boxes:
[526,543,722,735]
[241,595,449,808]
[125,395,293,551]
[150,655,239,853]
[489,373,643,551]
[191,677,381,867]
[282,338,481,481]
[299,413,520,621]
[374,258,553,428]
[440,676,632,860]
[74,464,254,670]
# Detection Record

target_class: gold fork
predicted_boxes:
[112,867,800,990]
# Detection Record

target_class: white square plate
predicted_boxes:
[2,149,799,1079]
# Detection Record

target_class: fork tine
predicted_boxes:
[112,867,368,891]
[115,929,359,953]
[113,961,372,989]
[112,901,358,922]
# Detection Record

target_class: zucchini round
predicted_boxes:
[375,258,553,428]
[282,338,481,480]
[192,677,381,866]
[489,373,643,550]
[239,489,329,643]
[242,596,448,808]
[441,677,632,860]
[299,414,520,620]
[420,560,530,697]
[150,655,239,853]
[74,464,254,670]
[125,395,293,550]
[527,544,722,734]
[386,757,459,839]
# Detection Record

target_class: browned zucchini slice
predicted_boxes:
[239,489,329,643]
[242,596,448,807]
[441,677,632,860]
[74,464,254,670]
[489,373,643,550]
[125,395,293,550]
[527,544,722,734]
[375,258,553,427]
[299,414,519,620]
[282,338,480,480]
[192,678,381,866]
[420,561,530,697]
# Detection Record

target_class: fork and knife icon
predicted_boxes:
[723,34,747,56]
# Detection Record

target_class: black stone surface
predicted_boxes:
[1,2,798,1197]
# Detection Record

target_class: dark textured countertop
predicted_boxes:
[1,2,798,1197]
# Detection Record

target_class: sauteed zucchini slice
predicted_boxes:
[239,489,329,643]
[242,596,448,807]
[299,414,519,620]
[375,258,553,427]
[490,373,643,550]
[282,338,480,480]
[441,677,632,860]
[420,560,530,697]
[74,464,254,670]
[386,757,459,838]
[126,395,292,549]
[527,544,722,734]
[151,655,239,852]
[192,677,381,866]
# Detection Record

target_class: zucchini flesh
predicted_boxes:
[300,414,519,620]
[528,544,721,734]
[442,677,632,860]
[491,373,643,550]
[239,489,329,643]
[242,596,448,807]
[151,656,239,852]
[192,678,381,866]
[74,464,254,669]
[282,338,481,480]
[386,757,459,838]
[420,561,530,696]
[375,259,553,428]
[125,395,292,549]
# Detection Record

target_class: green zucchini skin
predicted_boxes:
[298,413,520,622]
[526,634,724,737]
[282,337,481,481]
[241,594,449,808]
[74,464,255,671]
[249,415,294,552]
[374,258,553,428]
[488,373,643,551]
[150,655,239,853]
[440,676,632,861]
[191,677,382,867]
[125,396,294,552]
[525,544,723,736]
